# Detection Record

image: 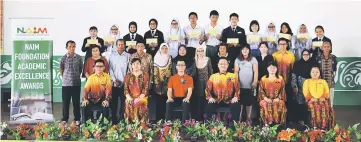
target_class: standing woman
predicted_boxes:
[279,22,295,51]
[123,21,145,54]
[124,58,150,123]
[144,18,165,58]
[193,45,213,121]
[256,42,275,80]
[291,49,314,125]
[247,20,262,57]
[104,25,121,61]
[235,44,258,123]
[151,43,173,121]
[172,45,196,77]
[165,18,185,58]
[81,26,105,62]
[83,45,109,79]
[263,22,278,55]
[294,24,312,61]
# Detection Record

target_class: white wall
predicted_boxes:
[3,0,361,57]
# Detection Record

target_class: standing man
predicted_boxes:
[60,40,83,125]
[221,13,247,62]
[183,12,205,58]
[109,39,130,124]
[204,10,223,58]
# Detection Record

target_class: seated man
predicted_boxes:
[165,58,193,122]
[205,57,241,122]
[82,59,112,121]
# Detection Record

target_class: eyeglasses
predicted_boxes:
[111,28,118,30]
[268,26,275,28]
[171,23,178,25]
[197,50,204,52]
[279,43,287,46]
[95,65,104,68]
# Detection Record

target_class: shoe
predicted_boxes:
[61,121,67,124]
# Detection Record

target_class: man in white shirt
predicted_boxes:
[204,10,223,58]
[183,12,205,58]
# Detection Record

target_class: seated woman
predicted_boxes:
[258,61,287,126]
[82,59,112,121]
[124,58,150,123]
[303,66,335,130]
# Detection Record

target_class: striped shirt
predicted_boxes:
[60,53,83,86]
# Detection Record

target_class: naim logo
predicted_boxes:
[15,27,50,37]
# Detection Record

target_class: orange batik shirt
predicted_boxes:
[258,76,287,101]
[205,73,240,104]
[272,51,295,84]
[83,73,112,103]
[124,73,150,98]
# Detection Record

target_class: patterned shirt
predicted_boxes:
[83,73,112,103]
[124,73,150,98]
[153,59,172,95]
[205,73,240,104]
[316,54,337,88]
[303,79,329,100]
[258,76,286,101]
[272,51,295,84]
[60,53,83,86]
[128,53,153,76]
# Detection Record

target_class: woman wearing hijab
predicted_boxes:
[149,43,172,121]
[294,24,312,61]
[279,22,295,51]
[291,49,314,126]
[123,21,145,54]
[166,18,185,58]
[172,45,196,77]
[144,18,165,58]
[247,20,262,57]
[262,22,278,55]
[104,25,121,61]
[193,44,213,121]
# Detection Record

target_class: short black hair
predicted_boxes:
[258,41,269,49]
[116,39,124,45]
[209,10,219,17]
[131,58,141,65]
[278,38,290,50]
[315,25,324,32]
[149,18,158,26]
[322,41,333,53]
[249,20,260,32]
[218,57,229,64]
[89,26,98,31]
[229,13,238,19]
[266,61,279,78]
[94,59,104,66]
[219,43,227,48]
[65,40,75,49]
[189,12,198,18]
[176,57,186,64]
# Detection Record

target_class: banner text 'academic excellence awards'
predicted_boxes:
[10,18,54,124]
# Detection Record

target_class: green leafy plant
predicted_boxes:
[158,120,182,141]
[183,119,207,137]
[81,114,111,140]
[205,120,233,142]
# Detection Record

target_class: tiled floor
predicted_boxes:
[1,103,360,127]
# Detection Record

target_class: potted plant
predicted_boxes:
[123,120,154,142]
[11,123,31,140]
[277,128,301,142]
[323,124,353,142]
[204,120,233,142]
[81,114,111,141]
[183,119,206,141]
[0,122,9,140]
[57,121,80,140]
[301,128,323,142]
[253,124,279,142]
[158,120,182,142]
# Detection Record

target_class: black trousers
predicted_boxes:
[190,95,207,121]
[62,86,81,122]
[149,94,167,121]
[165,98,190,122]
[293,103,308,123]
[111,86,125,124]
[186,47,196,59]
[84,99,109,121]
[205,102,241,122]
[285,83,297,123]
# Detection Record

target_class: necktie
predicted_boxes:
[131,34,134,40]
[318,38,321,41]
[151,30,155,36]
[233,28,236,32]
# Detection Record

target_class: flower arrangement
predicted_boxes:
[205,120,233,142]
[301,128,323,142]
[252,124,279,142]
[81,114,111,140]
[158,120,182,141]
[125,120,154,142]
[10,123,31,140]
[277,128,301,142]
[106,122,131,141]
[322,124,359,142]
[57,121,80,140]
[233,121,252,140]
[0,122,9,139]
[183,119,207,139]
[33,122,59,140]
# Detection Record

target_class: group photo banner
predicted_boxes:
[10,18,54,124]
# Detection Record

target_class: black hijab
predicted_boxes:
[293,49,314,78]
[173,45,194,68]
[129,21,137,34]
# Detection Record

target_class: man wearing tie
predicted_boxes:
[144,18,165,58]
[311,25,332,60]
[123,21,145,54]
[221,13,247,65]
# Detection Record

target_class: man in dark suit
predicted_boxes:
[144,18,164,58]
[311,25,332,60]
[221,13,247,62]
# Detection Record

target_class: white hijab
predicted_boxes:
[195,43,209,69]
[169,18,182,36]
[265,22,277,37]
[154,43,171,69]
[108,24,121,48]
[297,24,309,34]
